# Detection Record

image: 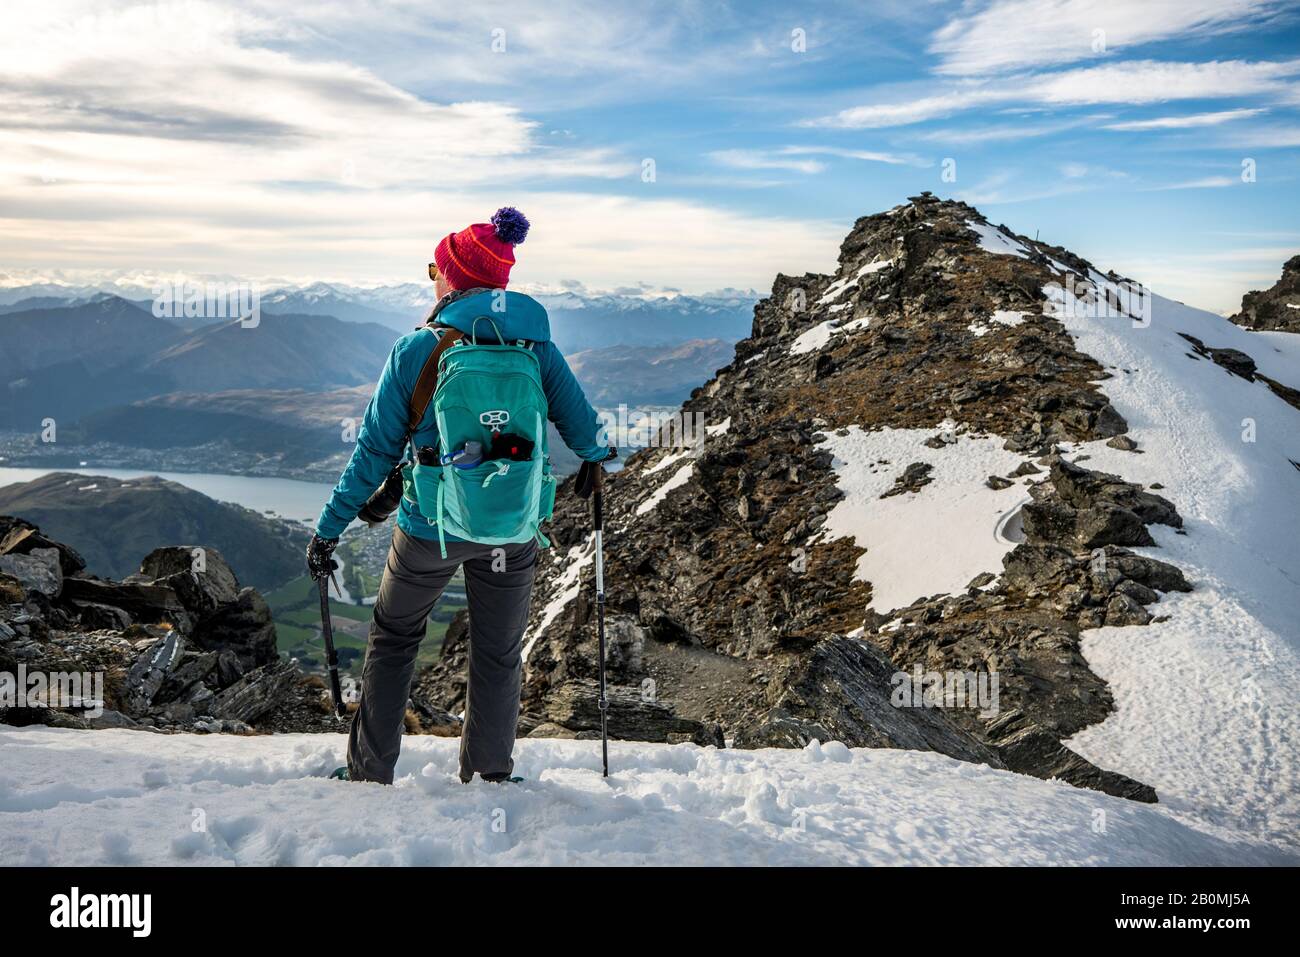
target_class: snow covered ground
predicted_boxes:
[1051,282,1300,854]
[1,727,1291,866]
[815,426,1028,610]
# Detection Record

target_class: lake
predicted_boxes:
[0,467,336,525]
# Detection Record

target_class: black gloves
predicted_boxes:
[306,534,339,580]
[574,448,618,499]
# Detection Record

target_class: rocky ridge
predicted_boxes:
[416,193,1220,802]
[1230,254,1300,333]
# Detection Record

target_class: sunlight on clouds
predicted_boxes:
[0,1,599,190]
[0,181,845,292]
[0,0,843,291]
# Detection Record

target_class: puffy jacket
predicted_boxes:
[315,289,607,541]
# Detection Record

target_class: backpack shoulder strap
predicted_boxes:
[408,326,465,432]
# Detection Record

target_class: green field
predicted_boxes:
[268,572,466,677]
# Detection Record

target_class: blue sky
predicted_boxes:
[3,0,1299,312]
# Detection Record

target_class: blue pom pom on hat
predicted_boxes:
[491,206,530,245]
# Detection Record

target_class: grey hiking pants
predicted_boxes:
[347,527,538,784]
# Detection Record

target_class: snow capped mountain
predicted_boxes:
[409,192,1299,858]
[0,274,760,347]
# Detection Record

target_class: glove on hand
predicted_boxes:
[306,534,339,580]
[574,447,618,500]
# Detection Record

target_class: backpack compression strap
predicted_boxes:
[407,326,465,433]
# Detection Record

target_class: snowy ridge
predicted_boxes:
[1045,280,1300,850]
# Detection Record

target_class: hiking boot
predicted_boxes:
[479,772,524,784]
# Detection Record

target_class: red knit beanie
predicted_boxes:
[434,207,530,290]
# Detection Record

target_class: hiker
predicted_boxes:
[306,208,615,784]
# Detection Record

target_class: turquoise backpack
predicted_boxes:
[401,316,557,557]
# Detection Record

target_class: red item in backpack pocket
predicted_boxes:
[489,432,535,462]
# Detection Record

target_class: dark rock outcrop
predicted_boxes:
[1,516,338,735]
[544,679,724,747]
[731,637,1002,766]
[1230,254,1300,333]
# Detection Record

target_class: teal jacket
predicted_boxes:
[315,290,608,541]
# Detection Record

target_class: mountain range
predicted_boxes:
[0,279,759,349]
[0,285,750,474]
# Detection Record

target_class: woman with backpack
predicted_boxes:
[306,208,614,785]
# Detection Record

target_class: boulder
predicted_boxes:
[191,587,277,671]
[1049,460,1181,528]
[1114,579,1159,604]
[139,545,241,621]
[1098,547,1192,593]
[880,462,933,498]
[1072,502,1156,549]
[0,547,62,598]
[70,601,133,631]
[1105,592,1153,626]
[59,577,192,632]
[0,523,86,576]
[525,721,580,739]
[405,696,463,737]
[1001,543,1080,592]
[985,709,1157,802]
[1089,403,1129,438]
[84,709,142,730]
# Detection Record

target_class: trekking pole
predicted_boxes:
[593,465,609,777]
[318,567,347,720]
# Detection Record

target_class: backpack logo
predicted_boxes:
[480,410,510,432]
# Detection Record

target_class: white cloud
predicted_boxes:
[930,0,1285,76]
[710,145,925,174]
[781,145,926,166]
[952,171,1089,206]
[906,114,1110,144]
[0,0,853,290]
[1146,176,1240,190]
[0,0,637,191]
[710,150,827,174]
[1215,123,1300,147]
[1103,108,1267,130]
[1119,250,1294,314]
[808,58,1300,128]
[0,181,846,292]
